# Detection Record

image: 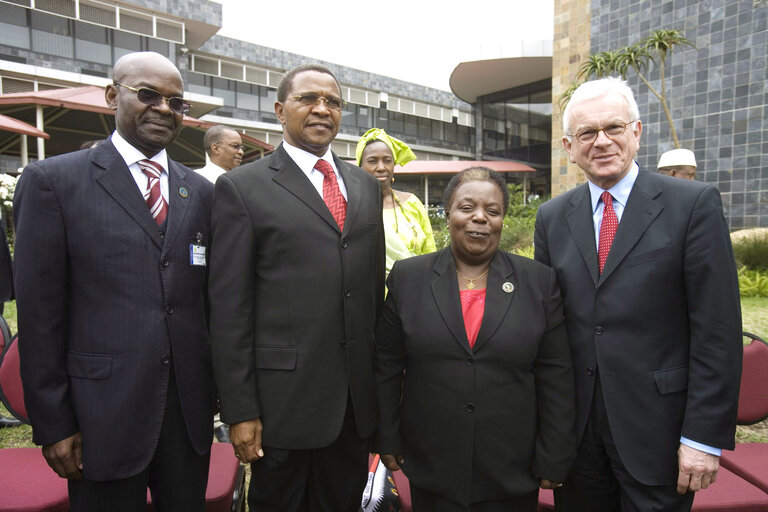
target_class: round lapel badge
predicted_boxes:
[178,187,189,198]
[502,282,514,293]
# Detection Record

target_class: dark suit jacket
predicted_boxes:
[534,170,742,486]
[13,140,215,481]
[374,248,575,506]
[208,144,384,449]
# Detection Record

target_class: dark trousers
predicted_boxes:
[411,485,538,512]
[68,368,210,512]
[247,399,369,512]
[554,373,695,512]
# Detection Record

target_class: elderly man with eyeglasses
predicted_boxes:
[533,76,742,511]
[195,125,244,183]
[208,63,384,512]
[14,51,215,511]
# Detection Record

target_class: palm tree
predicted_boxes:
[560,29,696,148]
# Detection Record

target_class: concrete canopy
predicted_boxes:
[449,56,552,104]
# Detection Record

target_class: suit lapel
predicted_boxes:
[472,252,515,353]
[335,156,361,237]
[93,142,163,249]
[270,145,341,233]
[162,161,193,254]
[430,249,473,355]
[565,184,599,286]
[599,172,663,284]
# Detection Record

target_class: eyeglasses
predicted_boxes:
[569,120,636,144]
[113,82,191,115]
[219,143,244,151]
[288,93,346,110]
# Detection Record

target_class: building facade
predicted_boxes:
[553,0,768,228]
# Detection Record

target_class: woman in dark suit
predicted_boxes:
[375,167,576,511]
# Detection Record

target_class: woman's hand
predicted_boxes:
[539,478,563,490]
[381,454,404,471]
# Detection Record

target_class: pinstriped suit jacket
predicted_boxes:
[13,139,215,481]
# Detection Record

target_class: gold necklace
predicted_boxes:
[455,267,489,290]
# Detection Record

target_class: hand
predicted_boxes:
[42,432,83,480]
[677,443,719,494]
[381,454,404,472]
[230,418,264,463]
[539,478,563,490]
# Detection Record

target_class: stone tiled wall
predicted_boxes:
[588,0,768,228]
[552,0,593,196]
[198,36,471,110]
[127,0,222,28]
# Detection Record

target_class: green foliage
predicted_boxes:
[738,266,768,298]
[428,184,543,254]
[742,297,768,337]
[732,233,768,271]
[0,404,33,448]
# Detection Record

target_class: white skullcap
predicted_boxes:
[658,149,697,169]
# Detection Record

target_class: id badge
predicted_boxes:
[190,244,206,266]
[190,232,206,266]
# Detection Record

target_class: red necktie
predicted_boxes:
[138,159,168,227]
[598,191,617,274]
[315,159,347,231]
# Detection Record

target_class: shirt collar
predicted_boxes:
[281,140,336,175]
[110,130,169,173]
[588,161,638,212]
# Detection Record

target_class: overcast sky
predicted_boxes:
[212,0,554,92]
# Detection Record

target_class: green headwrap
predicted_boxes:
[355,128,416,167]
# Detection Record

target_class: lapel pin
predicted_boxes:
[178,187,188,198]
[502,282,514,293]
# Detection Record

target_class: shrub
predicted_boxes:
[738,266,768,297]
[732,232,768,271]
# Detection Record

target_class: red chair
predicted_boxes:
[0,334,70,512]
[145,442,245,512]
[0,314,21,428]
[719,331,768,494]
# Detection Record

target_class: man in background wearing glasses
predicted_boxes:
[534,76,742,511]
[196,125,244,183]
[14,51,214,510]
[208,63,384,512]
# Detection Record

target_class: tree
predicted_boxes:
[560,29,696,149]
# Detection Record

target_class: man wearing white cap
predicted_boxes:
[658,148,697,179]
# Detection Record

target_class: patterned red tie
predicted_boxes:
[138,159,168,227]
[315,159,347,231]
[598,191,618,274]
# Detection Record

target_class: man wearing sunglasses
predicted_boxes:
[14,51,214,511]
[208,63,385,512]
[196,125,244,183]
[534,77,741,511]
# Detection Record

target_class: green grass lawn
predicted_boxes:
[2,298,767,449]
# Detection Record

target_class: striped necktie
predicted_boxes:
[315,159,347,231]
[138,159,168,227]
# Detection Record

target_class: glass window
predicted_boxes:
[404,114,418,137]
[259,86,277,113]
[114,31,141,52]
[0,3,28,27]
[147,38,169,57]
[0,3,30,50]
[212,77,235,107]
[418,117,431,140]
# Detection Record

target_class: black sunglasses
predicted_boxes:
[113,82,191,115]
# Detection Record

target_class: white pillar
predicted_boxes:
[36,105,45,161]
[20,134,28,167]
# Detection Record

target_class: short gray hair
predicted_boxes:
[563,77,640,139]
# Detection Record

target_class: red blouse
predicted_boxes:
[460,288,486,348]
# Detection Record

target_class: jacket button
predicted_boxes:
[344,289,351,298]
[160,354,170,365]
[161,259,169,267]
[165,305,174,315]
[586,368,595,376]
[466,403,475,412]
[341,240,348,249]
[341,340,347,349]
[159,231,165,239]
[594,326,604,335]
[466,358,474,366]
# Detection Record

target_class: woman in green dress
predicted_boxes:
[356,128,436,277]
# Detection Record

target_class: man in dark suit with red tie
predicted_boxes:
[534,77,742,511]
[14,51,214,511]
[208,64,385,512]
